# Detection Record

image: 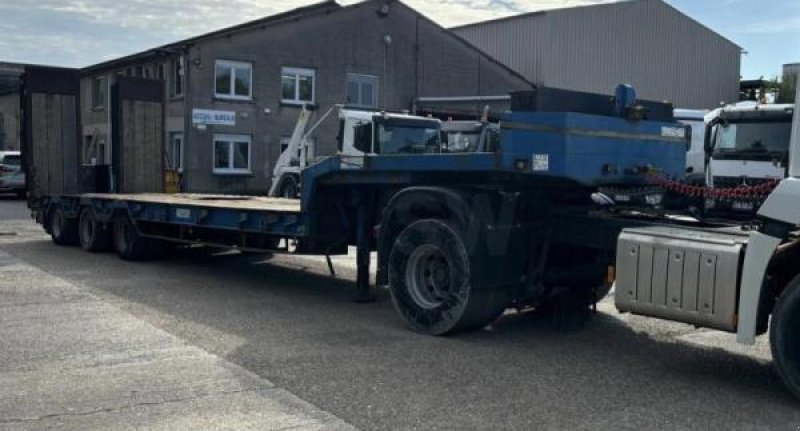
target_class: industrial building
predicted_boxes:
[452,0,742,109]
[78,0,532,194]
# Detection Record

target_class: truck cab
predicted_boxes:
[338,109,441,156]
[704,103,794,215]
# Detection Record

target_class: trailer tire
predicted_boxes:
[112,215,150,260]
[278,175,299,199]
[79,208,111,252]
[770,274,800,400]
[49,206,79,246]
[388,219,510,335]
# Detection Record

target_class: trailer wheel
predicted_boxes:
[770,274,800,399]
[278,175,299,198]
[112,215,150,260]
[49,206,79,246]
[388,219,509,335]
[79,208,111,252]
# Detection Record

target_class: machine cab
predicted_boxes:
[337,109,442,157]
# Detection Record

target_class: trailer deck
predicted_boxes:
[80,193,302,213]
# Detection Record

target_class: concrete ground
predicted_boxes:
[1,196,799,430]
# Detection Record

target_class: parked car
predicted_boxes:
[0,151,25,198]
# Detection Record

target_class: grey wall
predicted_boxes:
[178,0,530,194]
[454,0,741,109]
[0,92,20,151]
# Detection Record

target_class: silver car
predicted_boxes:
[0,151,25,198]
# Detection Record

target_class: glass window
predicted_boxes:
[715,122,793,155]
[346,73,378,108]
[233,141,249,170]
[213,134,251,174]
[353,123,373,153]
[375,120,440,154]
[2,154,20,166]
[168,132,183,171]
[214,141,229,170]
[215,60,252,99]
[281,67,315,105]
[92,76,107,110]
[172,57,184,97]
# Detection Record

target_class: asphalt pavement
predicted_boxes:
[1,196,799,430]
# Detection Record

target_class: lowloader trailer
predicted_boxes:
[26,84,800,398]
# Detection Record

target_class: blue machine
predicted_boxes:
[500,85,689,186]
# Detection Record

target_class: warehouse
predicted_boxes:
[452,0,741,109]
[78,0,532,194]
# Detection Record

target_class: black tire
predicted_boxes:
[388,219,510,335]
[770,275,800,400]
[112,215,151,260]
[278,175,299,198]
[79,207,111,252]
[49,206,79,246]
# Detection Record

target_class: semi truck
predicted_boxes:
[22,76,800,400]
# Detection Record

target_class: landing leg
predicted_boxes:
[354,200,375,303]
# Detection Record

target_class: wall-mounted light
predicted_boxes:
[383,34,392,45]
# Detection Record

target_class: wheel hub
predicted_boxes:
[406,244,452,309]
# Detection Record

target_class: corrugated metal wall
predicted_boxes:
[453,0,741,109]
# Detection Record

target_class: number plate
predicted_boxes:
[732,201,754,211]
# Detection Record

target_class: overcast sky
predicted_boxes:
[0,0,796,79]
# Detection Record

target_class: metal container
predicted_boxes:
[615,226,748,331]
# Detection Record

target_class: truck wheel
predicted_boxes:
[49,207,79,246]
[79,208,111,252]
[770,274,800,399]
[112,215,150,260]
[388,219,510,335]
[278,175,299,198]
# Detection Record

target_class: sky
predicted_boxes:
[0,0,797,80]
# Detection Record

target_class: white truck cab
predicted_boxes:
[270,106,441,197]
[703,103,794,214]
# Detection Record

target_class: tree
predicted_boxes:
[778,74,797,104]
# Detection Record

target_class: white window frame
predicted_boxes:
[346,73,378,108]
[168,131,184,172]
[214,60,253,100]
[281,67,315,105]
[213,133,252,174]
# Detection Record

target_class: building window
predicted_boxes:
[92,76,107,110]
[346,73,377,108]
[213,134,251,174]
[156,63,165,81]
[172,56,184,97]
[281,67,315,105]
[215,60,252,100]
[168,132,183,171]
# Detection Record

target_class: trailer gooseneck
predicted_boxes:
[25,82,800,399]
